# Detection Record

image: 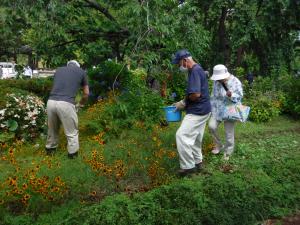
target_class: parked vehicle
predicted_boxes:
[0,62,17,79]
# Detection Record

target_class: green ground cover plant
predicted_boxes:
[0,115,299,225]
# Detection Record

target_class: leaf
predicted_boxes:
[0,132,15,142]
[5,119,19,132]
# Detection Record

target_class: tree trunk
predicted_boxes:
[218,7,229,64]
[236,46,244,67]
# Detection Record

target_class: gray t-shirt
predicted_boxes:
[49,65,88,104]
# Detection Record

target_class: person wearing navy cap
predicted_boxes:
[172,49,211,177]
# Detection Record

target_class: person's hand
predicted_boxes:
[226,91,232,97]
[173,99,186,111]
[75,103,84,112]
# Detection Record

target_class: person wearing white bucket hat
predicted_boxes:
[171,49,211,177]
[208,64,243,160]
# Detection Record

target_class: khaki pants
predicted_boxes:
[46,100,79,154]
[176,113,211,169]
[208,116,235,155]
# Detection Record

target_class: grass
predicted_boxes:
[0,115,299,224]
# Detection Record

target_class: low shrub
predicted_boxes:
[277,75,300,117]
[0,77,53,103]
[60,167,300,225]
[0,91,46,142]
[87,61,130,101]
[83,68,164,138]
[244,74,300,120]
[245,91,284,123]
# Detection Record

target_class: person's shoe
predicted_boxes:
[223,153,230,161]
[45,147,56,155]
[211,147,221,155]
[68,151,78,159]
[177,167,197,177]
[195,162,203,172]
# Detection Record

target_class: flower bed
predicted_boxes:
[0,92,46,142]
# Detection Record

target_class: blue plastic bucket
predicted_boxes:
[163,106,182,122]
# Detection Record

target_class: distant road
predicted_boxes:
[36,70,55,78]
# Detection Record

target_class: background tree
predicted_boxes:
[0,0,299,75]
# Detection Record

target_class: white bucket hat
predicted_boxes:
[210,64,230,80]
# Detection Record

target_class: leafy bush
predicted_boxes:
[0,92,46,142]
[245,91,284,123]
[234,66,246,81]
[83,68,164,138]
[243,74,300,120]
[87,61,130,101]
[276,75,300,117]
[0,77,53,103]
[165,71,186,104]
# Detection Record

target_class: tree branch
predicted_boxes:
[83,0,117,23]
[50,29,130,49]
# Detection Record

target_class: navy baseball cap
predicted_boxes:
[171,49,191,64]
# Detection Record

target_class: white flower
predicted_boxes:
[0,109,6,116]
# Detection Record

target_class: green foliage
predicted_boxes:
[121,69,164,125]
[0,91,46,142]
[234,66,245,81]
[59,157,300,225]
[87,61,130,100]
[0,78,53,103]
[84,68,164,137]
[165,71,186,103]
[243,74,300,120]
[245,90,284,123]
[276,75,300,117]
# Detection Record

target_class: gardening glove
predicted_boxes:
[173,99,186,111]
[75,103,84,112]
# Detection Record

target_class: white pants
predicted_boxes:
[208,116,235,155]
[176,113,211,169]
[46,100,79,154]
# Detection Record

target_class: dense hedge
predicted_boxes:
[0,77,53,103]
[0,87,31,109]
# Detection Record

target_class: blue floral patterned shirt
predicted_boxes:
[210,75,243,121]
